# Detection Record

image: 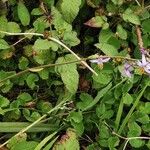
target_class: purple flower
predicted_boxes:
[137,54,150,74]
[140,48,146,54]
[122,63,133,78]
[90,57,110,64]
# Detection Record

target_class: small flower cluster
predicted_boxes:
[90,48,150,78]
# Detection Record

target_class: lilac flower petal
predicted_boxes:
[137,60,142,67]
[144,64,150,74]
[124,70,132,77]
[137,53,150,75]
[90,59,100,63]
[90,57,110,64]
[142,54,147,65]
[122,63,133,78]
[101,58,110,62]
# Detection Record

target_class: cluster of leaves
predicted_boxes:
[0,0,150,149]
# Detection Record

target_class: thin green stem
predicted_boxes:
[0,59,85,84]
[118,84,148,134]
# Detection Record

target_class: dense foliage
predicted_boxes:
[0,0,150,149]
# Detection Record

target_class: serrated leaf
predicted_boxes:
[31,8,43,16]
[0,16,7,38]
[98,29,114,43]
[33,39,52,50]
[61,71,79,94]
[26,73,39,89]
[123,93,133,105]
[59,0,81,23]
[142,19,150,33]
[0,95,9,108]
[7,22,21,33]
[18,57,29,70]
[18,1,30,26]
[0,39,10,50]
[63,31,80,46]
[93,70,112,85]
[51,7,72,31]
[123,8,140,25]
[108,136,119,149]
[55,54,79,94]
[17,92,32,103]
[69,111,83,123]
[128,122,141,136]
[76,93,93,110]
[53,128,80,150]
[33,17,49,33]
[38,69,49,80]
[116,24,127,40]
[95,43,118,56]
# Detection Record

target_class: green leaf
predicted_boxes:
[0,95,9,108]
[111,0,123,5]
[17,92,32,104]
[128,122,144,148]
[11,141,38,150]
[95,43,118,56]
[26,73,39,89]
[93,69,112,85]
[69,111,83,123]
[33,39,52,50]
[0,16,7,38]
[96,103,106,118]
[55,54,79,94]
[38,69,49,80]
[33,17,49,33]
[99,124,110,139]
[70,121,84,136]
[116,24,127,40]
[51,7,72,31]
[18,57,29,70]
[7,22,21,33]
[84,16,107,28]
[131,111,149,124]
[18,1,30,26]
[31,8,43,16]
[76,93,93,110]
[122,93,133,105]
[37,101,52,113]
[139,102,150,114]
[53,128,80,150]
[63,31,80,46]
[59,0,81,23]
[0,39,10,50]
[128,122,141,136]
[98,29,114,43]
[108,137,119,149]
[122,8,140,25]
[142,19,150,33]
[7,133,27,149]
